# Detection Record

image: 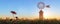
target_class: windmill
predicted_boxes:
[37,2,50,20]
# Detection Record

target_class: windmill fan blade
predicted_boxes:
[46,5,50,8]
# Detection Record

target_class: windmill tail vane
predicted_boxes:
[46,5,50,8]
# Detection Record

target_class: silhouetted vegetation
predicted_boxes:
[0,19,60,24]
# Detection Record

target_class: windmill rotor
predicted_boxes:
[37,2,45,10]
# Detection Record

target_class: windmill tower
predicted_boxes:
[39,10,43,20]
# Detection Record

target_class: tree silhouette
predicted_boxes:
[11,11,16,14]
[11,11,17,17]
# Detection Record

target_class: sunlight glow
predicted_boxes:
[43,9,51,19]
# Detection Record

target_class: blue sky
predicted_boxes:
[0,0,60,19]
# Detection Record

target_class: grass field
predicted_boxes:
[0,18,60,24]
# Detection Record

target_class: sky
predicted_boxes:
[0,0,60,19]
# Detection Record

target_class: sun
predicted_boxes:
[44,12,48,19]
[43,10,51,19]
